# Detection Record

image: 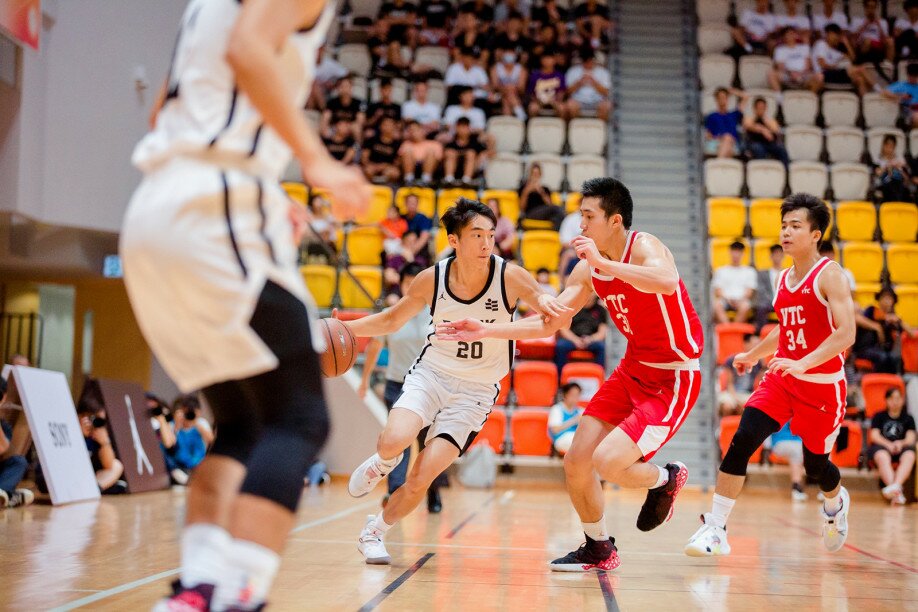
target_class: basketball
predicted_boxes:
[318,317,358,377]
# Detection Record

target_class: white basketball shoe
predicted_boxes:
[684,513,731,557]
[358,515,392,565]
[348,453,401,498]
[821,486,850,552]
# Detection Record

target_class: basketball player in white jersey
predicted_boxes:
[120,1,369,610]
[341,198,571,564]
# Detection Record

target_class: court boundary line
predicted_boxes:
[48,499,379,612]
[356,552,435,612]
[445,490,511,539]
[597,571,621,612]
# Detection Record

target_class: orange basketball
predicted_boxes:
[318,318,358,377]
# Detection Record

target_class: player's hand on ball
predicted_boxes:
[767,357,806,377]
[571,236,602,267]
[302,156,371,221]
[732,351,757,375]
[537,294,573,322]
[436,318,487,342]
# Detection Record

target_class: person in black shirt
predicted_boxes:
[378,0,418,46]
[492,11,532,67]
[321,77,365,142]
[854,287,916,374]
[531,0,569,37]
[443,117,488,185]
[451,12,490,66]
[323,118,357,164]
[361,116,402,183]
[554,292,609,374]
[575,0,611,50]
[458,0,494,27]
[365,78,403,139]
[867,387,916,504]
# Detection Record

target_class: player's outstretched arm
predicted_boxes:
[437,260,594,341]
[504,262,574,321]
[226,0,369,217]
[340,268,434,338]
[571,233,679,295]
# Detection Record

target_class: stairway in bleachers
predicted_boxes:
[610,0,717,484]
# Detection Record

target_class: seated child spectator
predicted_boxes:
[536,267,558,297]
[767,422,808,501]
[527,54,569,118]
[867,387,916,505]
[874,134,912,203]
[399,120,445,185]
[548,383,583,455]
[443,117,488,185]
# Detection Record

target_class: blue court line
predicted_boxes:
[49,499,379,611]
[357,553,435,612]
[597,571,621,612]
[445,493,497,539]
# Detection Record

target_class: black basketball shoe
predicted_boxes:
[549,535,621,572]
[636,461,689,532]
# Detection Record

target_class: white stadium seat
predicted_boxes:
[527,117,566,154]
[866,127,906,164]
[821,92,860,127]
[568,118,607,155]
[830,162,871,200]
[785,126,823,162]
[781,90,819,126]
[415,46,451,75]
[704,158,744,197]
[738,56,773,90]
[825,126,865,163]
[566,155,606,192]
[487,116,525,153]
[527,154,564,191]
[861,92,899,128]
[698,25,733,54]
[427,79,447,108]
[336,44,372,77]
[746,159,786,198]
[700,54,735,90]
[485,153,524,190]
[788,161,829,198]
[697,0,731,24]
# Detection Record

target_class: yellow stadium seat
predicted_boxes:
[749,198,782,239]
[896,284,918,326]
[710,237,751,269]
[437,188,478,219]
[566,192,583,213]
[752,240,792,270]
[551,192,563,207]
[301,264,336,308]
[842,241,884,283]
[481,189,521,225]
[435,227,451,256]
[836,201,877,241]
[282,182,308,205]
[395,187,436,218]
[708,197,747,238]
[520,230,561,272]
[355,186,394,225]
[887,243,918,284]
[339,266,383,309]
[346,227,384,266]
[879,202,918,243]
[853,282,881,309]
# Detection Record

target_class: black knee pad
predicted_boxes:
[239,425,323,512]
[203,381,260,465]
[720,407,780,477]
[803,448,841,492]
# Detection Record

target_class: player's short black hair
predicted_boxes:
[729,240,745,250]
[561,382,582,396]
[780,193,830,244]
[399,262,424,283]
[581,177,633,228]
[441,197,497,236]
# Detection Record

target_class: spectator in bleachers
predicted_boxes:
[851,0,894,71]
[531,0,568,41]
[894,0,918,61]
[713,240,756,324]
[882,62,918,128]
[443,117,490,186]
[378,0,419,50]
[0,378,33,509]
[419,0,454,46]
[769,27,820,92]
[743,97,790,166]
[718,333,763,416]
[527,54,569,118]
[530,23,573,74]
[558,208,582,284]
[443,86,488,135]
[451,12,490,66]
[518,163,565,230]
[818,242,856,294]
[549,383,583,455]
[361,115,403,183]
[536,267,558,297]
[365,78,403,139]
[573,0,611,51]
[373,40,412,80]
[754,244,785,329]
[867,387,916,505]
[310,46,348,110]
[402,194,433,265]
[399,119,445,185]
[382,204,409,258]
[811,0,848,37]
[735,0,778,55]
[490,47,529,121]
[445,47,493,110]
[776,0,811,43]
[321,76,365,142]
[494,11,533,64]
[304,195,338,264]
[458,0,494,25]
[367,22,392,69]
[855,287,916,374]
[555,293,608,374]
[494,0,532,25]
[324,118,358,164]
[812,23,871,95]
[486,198,517,259]
[566,47,612,121]
[402,81,444,137]
[704,87,745,159]
[874,134,913,203]
[767,422,808,501]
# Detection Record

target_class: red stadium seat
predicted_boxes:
[560,362,605,406]
[567,349,595,362]
[516,336,556,360]
[334,311,371,353]
[495,372,511,406]
[719,415,762,463]
[716,322,756,365]
[861,374,905,418]
[829,421,862,468]
[471,409,506,453]
[513,361,558,407]
[903,333,918,374]
[510,410,553,456]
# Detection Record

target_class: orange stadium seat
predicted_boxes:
[716,322,755,365]
[902,334,918,373]
[345,227,384,266]
[720,415,762,463]
[520,230,561,272]
[829,421,862,468]
[749,198,782,239]
[511,410,553,456]
[861,374,905,418]
[495,371,512,406]
[513,361,558,407]
[354,185,394,225]
[472,409,507,453]
[560,362,605,406]
[516,335,556,360]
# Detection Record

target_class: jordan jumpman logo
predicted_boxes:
[125,394,154,475]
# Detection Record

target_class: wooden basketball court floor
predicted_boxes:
[1,482,916,611]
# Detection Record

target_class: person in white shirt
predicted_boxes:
[402,81,444,137]
[713,241,757,324]
[894,0,918,60]
[769,27,821,92]
[566,47,612,121]
[444,47,491,100]
[737,0,777,53]
[310,46,349,109]
[442,86,487,133]
[812,0,848,36]
[811,23,871,95]
[776,0,811,43]
[851,0,894,66]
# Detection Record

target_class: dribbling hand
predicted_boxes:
[436,318,487,342]
[301,156,371,221]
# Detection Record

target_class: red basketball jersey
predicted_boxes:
[773,257,845,377]
[590,231,704,365]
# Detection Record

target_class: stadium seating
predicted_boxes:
[886,243,918,284]
[527,154,564,191]
[825,127,865,163]
[866,127,906,164]
[830,421,862,468]
[355,186,394,225]
[395,186,436,218]
[746,160,786,199]
[902,333,918,373]
[472,409,507,453]
[568,118,607,155]
[753,240,790,269]
[861,374,906,418]
[720,415,762,462]
[781,90,819,126]
[560,362,605,405]
[339,266,382,309]
[707,197,746,237]
[414,46,450,74]
[842,242,884,283]
[699,54,735,89]
[481,189,521,226]
[437,188,478,218]
[738,55,772,89]
[485,153,523,190]
[710,237,751,269]
[715,322,755,365]
[510,410,553,456]
[704,158,744,197]
[697,24,732,53]
[302,264,336,308]
[853,282,881,308]
[879,202,918,243]
[896,285,918,326]
[788,161,828,197]
[567,155,606,192]
[835,201,877,241]
[513,361,559,407]
[344,227,384,266]
[336,44,372,76]
[487,116,525,153]
[862,92,899,129]
[830,163,870,200]
[527,117,566,154]
[496,372,512,406]
[520,230,561,272]
[749,198,782,238]
[785,126,822,162]
[822,92,860,127]
[282,181,308,205]
[697,0,731,25]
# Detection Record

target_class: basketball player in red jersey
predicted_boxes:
[685,193,856,558]
[437,177,704,571]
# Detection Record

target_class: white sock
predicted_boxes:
[405,173,415,181]
[421,173,433,182]
[823,491,843,515]
[214,539,281,611]
[709,494,736,529]
[376,453,400,472]
[461,175,472,183]
[582,516,608,541]
[180,524,231,589]
[372,513,393,533]
[651,464,669,489]
[445,174,455,182]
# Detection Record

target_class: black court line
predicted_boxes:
[444,493,497,539]
[357,553,435,612]
[597,571,621,612]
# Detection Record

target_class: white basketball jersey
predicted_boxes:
[412,255,515,384]
[132,0,336,180]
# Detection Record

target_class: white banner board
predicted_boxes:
[8,366,100,505]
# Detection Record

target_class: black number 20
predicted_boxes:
[457,341,483,359]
